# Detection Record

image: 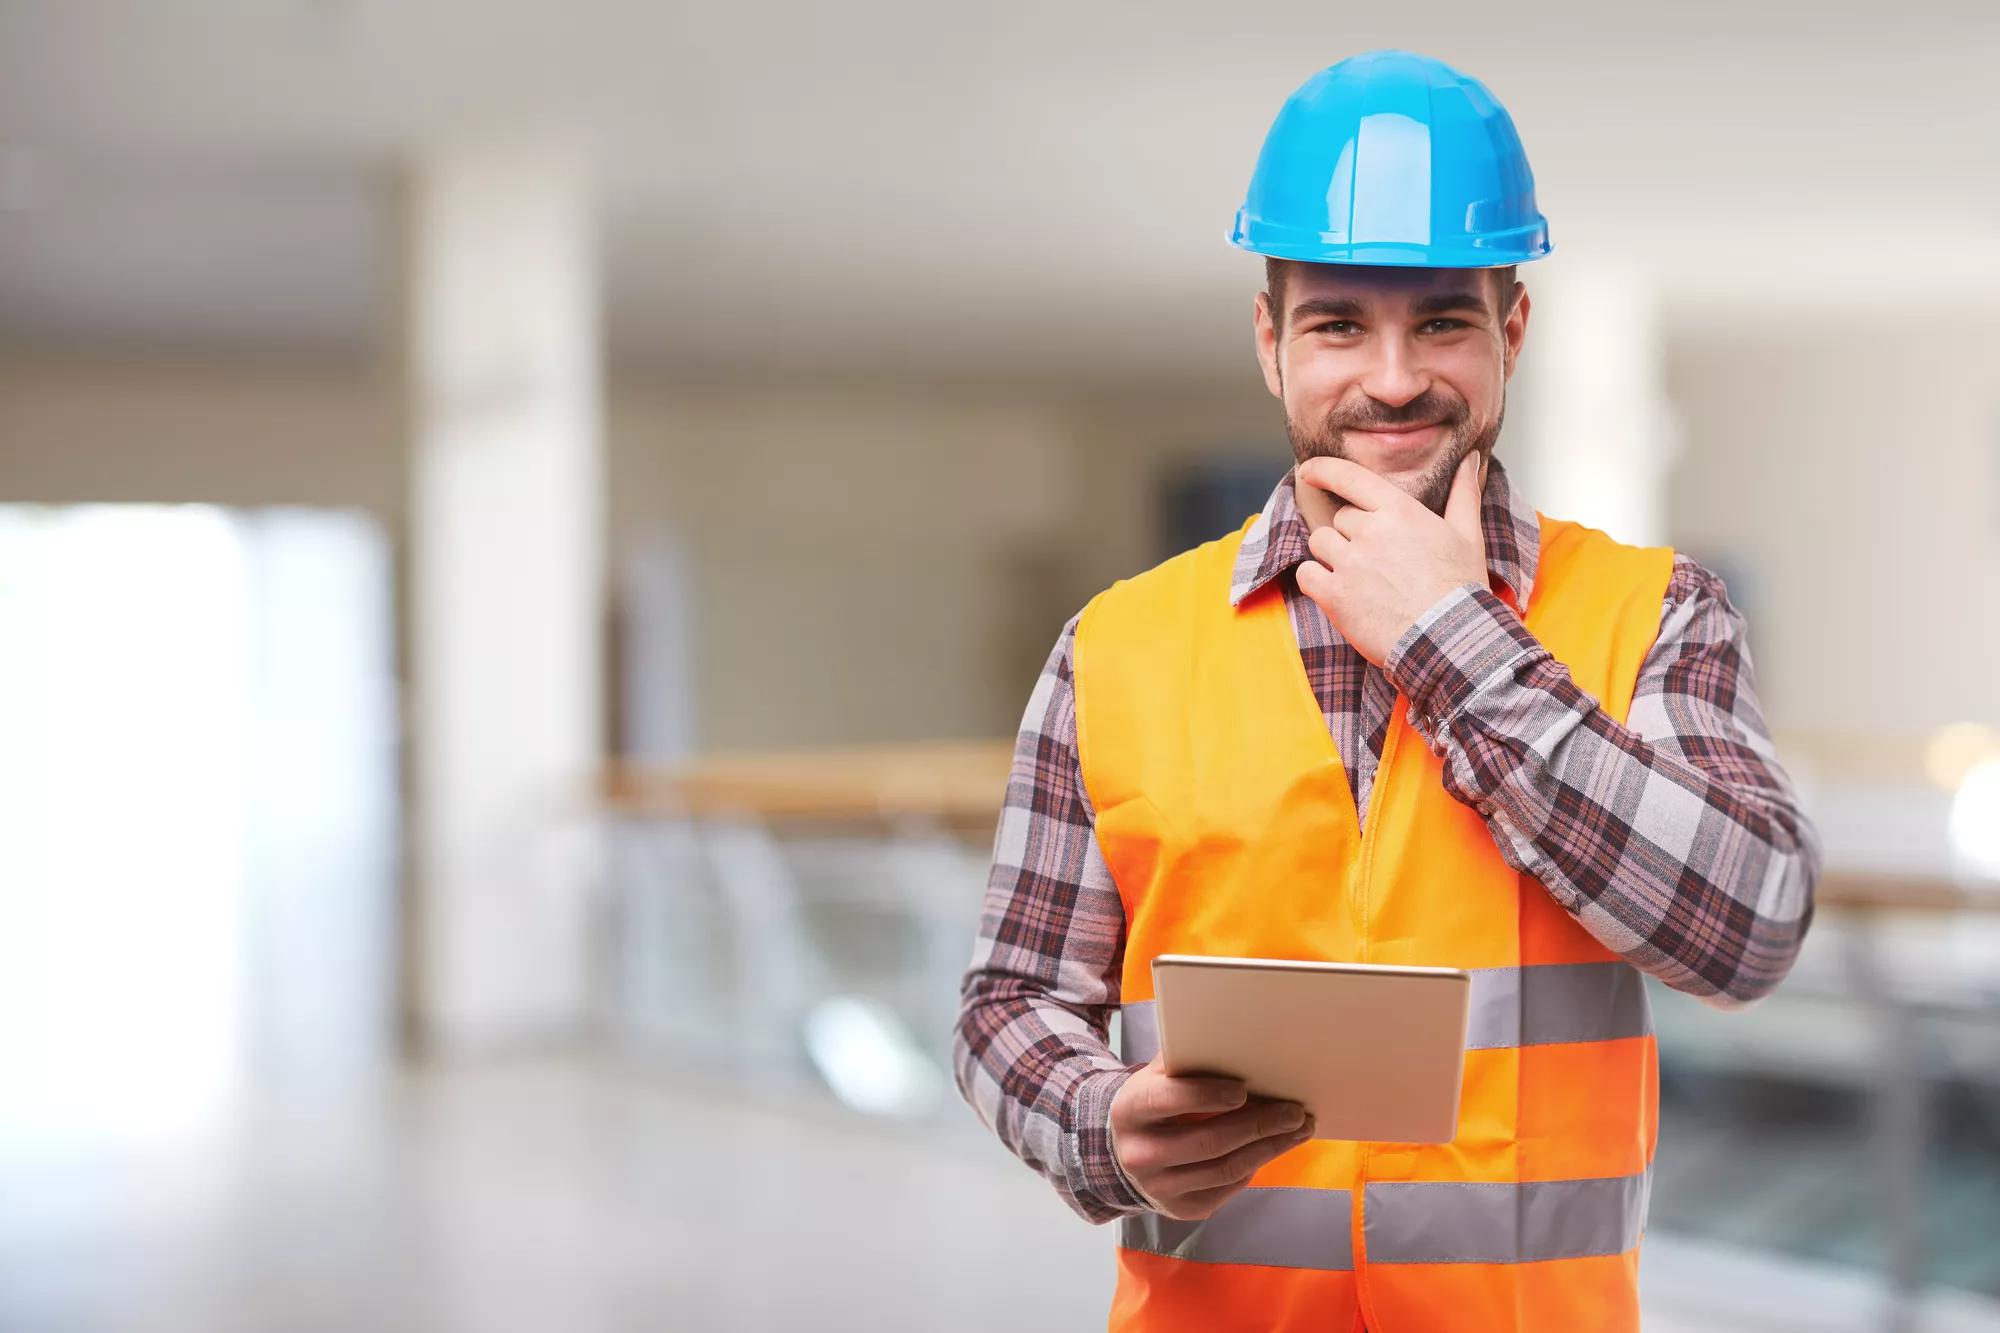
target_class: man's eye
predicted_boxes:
[1318,321,1359,336]
[1422,319,1467,333]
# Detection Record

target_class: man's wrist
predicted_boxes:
[1386,583,1544,744]
[1065,1064,1153,1214]
[1105,1098,1168,1214]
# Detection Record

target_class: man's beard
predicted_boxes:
[1286,387,1505,516]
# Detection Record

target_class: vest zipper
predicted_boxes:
[1354,699,1406,966]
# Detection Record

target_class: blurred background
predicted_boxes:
[3,3,1999,1330]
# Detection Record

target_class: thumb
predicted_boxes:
[1443,450,1487,549]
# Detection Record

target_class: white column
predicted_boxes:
[400,141,603,1047]
[1506,258,1677,547]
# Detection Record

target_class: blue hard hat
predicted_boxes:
[1230,50,1551,268]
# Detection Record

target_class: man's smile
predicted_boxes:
[1347,422,1446,452]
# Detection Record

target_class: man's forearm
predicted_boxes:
[953,972,1148,1223]
[1387,580,1821,1006]
[953,614,1152,1223]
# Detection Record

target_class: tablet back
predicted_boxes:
[1151,954,1471,1144]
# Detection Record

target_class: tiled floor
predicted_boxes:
[5,1051,1999,1333]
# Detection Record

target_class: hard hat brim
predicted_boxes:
[1229,213,1552,269]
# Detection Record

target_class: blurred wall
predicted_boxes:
[605,375,1280,750]
[0,352,401,516]
[1665,313,2000,735]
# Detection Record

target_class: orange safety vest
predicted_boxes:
[1072,509,1674,1333]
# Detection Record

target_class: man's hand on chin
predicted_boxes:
[1295,451,1491,668]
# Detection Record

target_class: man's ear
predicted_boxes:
[1501,282,1530,381]
[1253,290,1284,399]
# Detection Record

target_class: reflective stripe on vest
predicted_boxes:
[1114,1169,1652,1273]
[1117,959,1653,1063]
[1365,1169,1652,1264]
[1122,1187,1354,1271]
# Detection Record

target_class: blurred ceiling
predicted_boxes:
[3,0,1997,381]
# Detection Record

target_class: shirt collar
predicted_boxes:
[1228,454,1540,610]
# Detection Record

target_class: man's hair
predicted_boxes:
[1264,258,1518,332]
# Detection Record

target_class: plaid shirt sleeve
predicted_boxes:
[1384,553,1821,1008]
[952,611,1153,1224]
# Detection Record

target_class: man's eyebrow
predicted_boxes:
[1410,290,1491,318]
[1287,296,1367,323]
[1286,291,1491,324]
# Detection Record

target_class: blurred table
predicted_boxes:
[596,742,1014,1096]
[601,740,1014,839]
[1817,871,2000,915]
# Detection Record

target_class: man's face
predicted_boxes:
[1253,262,1530,515]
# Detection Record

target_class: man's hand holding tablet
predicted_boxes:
[1107,1059,1315,1220]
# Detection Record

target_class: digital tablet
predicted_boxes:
[1150,953,1471,1144]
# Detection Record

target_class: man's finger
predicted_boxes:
[1168,1144,1304,1216]
[1174,1178,1258,1215]
[1442,449,1486,548]
[1151,1100,1308,1170]
[1296,558,1335,603]
[1138,1072,1249,1123]
[1306,524,1348,568]
[1158,1177,1260,1222]
[1163,1113,1316,1189]
[1296,456,1405,511]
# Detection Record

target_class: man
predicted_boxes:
[953,49,1820,1333]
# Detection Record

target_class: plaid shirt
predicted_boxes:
[953,456,1822,1224]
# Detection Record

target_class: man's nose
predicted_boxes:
[1358,340,1430,409]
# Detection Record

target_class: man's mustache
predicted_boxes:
[1323,392,1467,432]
